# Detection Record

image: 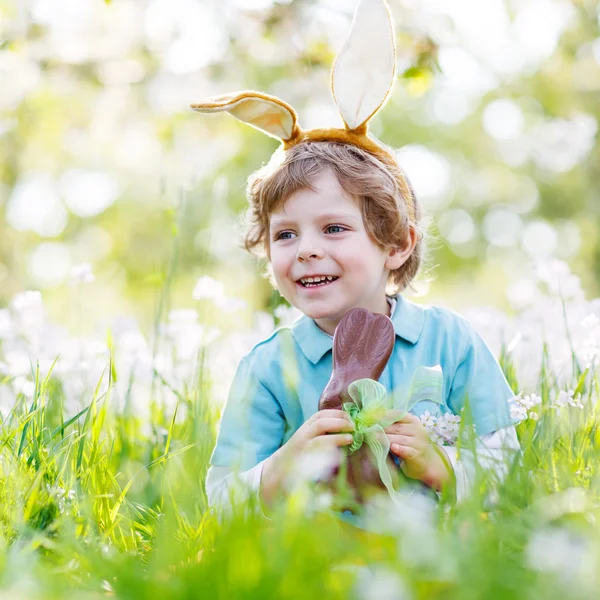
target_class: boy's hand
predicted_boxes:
[384,411,455,495]
[259,410,354,512]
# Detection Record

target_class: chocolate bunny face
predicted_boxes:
[191,0,416,222]
[319,308,395,411]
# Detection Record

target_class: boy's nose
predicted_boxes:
[297,248,324,261]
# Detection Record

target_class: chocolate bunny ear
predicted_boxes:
[331,0,396,132]
[191,91,300,142]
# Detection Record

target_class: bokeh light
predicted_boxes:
[482,99,525,141]
[483,209,523,248]
[27,242,72,288]
[396,145,452,211]
[522,220,558,258]
[7,174,68,237]
[59,170,120,218]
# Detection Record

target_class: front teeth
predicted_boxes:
[301,276,335,284]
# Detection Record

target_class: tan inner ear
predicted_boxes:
[191,92,299,142]
[331,0,397,131]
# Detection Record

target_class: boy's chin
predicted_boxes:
[297,302,344,322]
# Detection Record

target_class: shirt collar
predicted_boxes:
[290,295,425,365]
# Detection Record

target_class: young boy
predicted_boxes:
[195,0,520,519]
[205,141,520,515]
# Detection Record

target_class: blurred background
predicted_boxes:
[1,0,599,336]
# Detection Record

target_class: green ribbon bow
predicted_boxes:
[341,365,444,505]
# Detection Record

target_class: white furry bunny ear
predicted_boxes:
[331,0,396,132]
[191,91,300,142]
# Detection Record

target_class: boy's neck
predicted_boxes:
[314,296,393,337]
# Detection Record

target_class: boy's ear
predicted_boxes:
[331,0,396,132]
[385,227,418,270]
[191,91,300,142]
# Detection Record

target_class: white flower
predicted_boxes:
[419,410,461,444]
[69,263,95,285]
[535,259,583,299]
[286,446,340,489]
[192,275,224,301]
[197,324,221,346]
[313,491,333,512]
[526,526,591,580]
[580,338,600,369]
[509,391,542,420]
[161,309,221,366]
[440,413,461,433]
[521,393,542,410]
[553,389,583,409]
[167,309,197,325]
[274,303,303,326]
[214,296,247,313]
[509,402,527,422]
[354,565,412,600]
[581,313,600,330]
[0,309,13,339]
[11,290,43,313]
[47,484,77,513]
[10,290,45,342]
[101,581,114,594]
[419,410,436,429]
[12,376,35,398]
[555,390,569,407]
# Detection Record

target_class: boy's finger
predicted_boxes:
[310,433,354,449]
[393,412,421,425]
[391,444,418,459]
[383,423,415,436]
[311,409,353,423]
[309,417,355,439]
[407,413,424,425]
[387,434,414,447]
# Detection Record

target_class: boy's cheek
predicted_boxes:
[268,262,285,285]
[272,270,292,294]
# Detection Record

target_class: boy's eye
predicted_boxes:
[274,231,295,241]
[326,225,346,234]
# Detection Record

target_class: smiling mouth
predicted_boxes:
[297,277,339,289]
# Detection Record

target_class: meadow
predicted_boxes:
[0,258,599,599]
[2,0,600,597]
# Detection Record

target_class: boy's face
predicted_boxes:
[268,169,407,335]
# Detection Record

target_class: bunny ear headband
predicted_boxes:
[191,0,416,221]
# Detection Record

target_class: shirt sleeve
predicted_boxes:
[440,425,521,503]
[447,324,519,436]
[210,356,286,471]
[205,461,272,519]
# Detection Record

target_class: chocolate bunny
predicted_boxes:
[319,308,403,510]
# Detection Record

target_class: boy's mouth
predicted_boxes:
[296,276,339,289]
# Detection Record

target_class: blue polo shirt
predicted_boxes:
[211,294,517,471]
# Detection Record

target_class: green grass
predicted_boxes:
[0,345,599,599]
